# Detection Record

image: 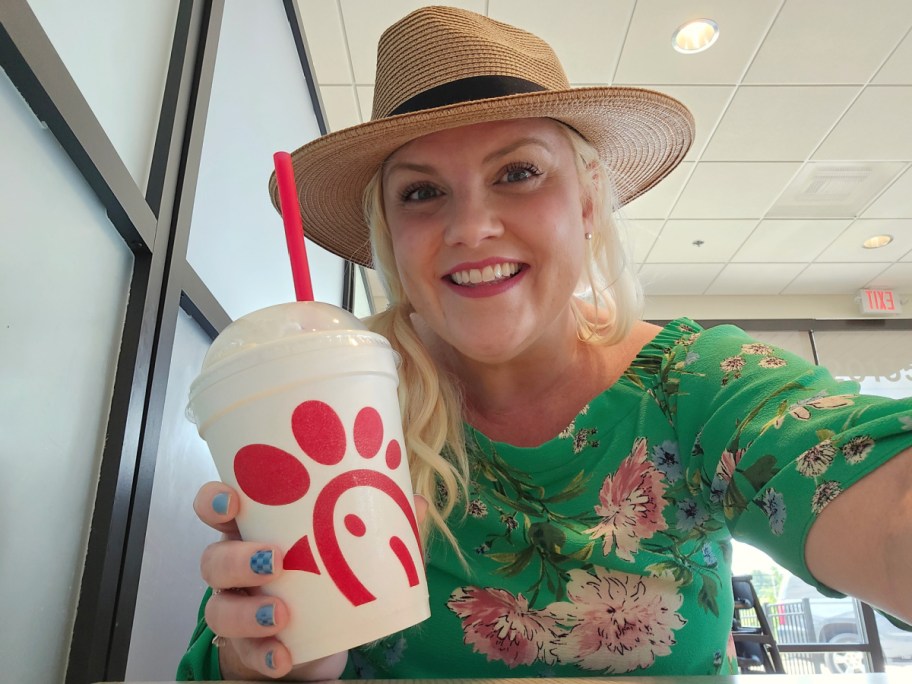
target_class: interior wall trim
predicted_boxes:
[103,1,222,679]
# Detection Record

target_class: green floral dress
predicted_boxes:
[342,318,912,678]
[177,318,912,680]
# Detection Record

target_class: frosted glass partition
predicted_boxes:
[742,329,815,365]
[126,310,220,681]
[0,68,132,684]
[27,0,180,191]
[813,330,912,400]
[187,0,344,319]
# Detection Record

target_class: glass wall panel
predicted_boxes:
[126,310,220,680]
[187,0,343,318]
[27,0,180,191]
[814,329,912,400]
[0,66,133,684]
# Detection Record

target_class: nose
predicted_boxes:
[443,190,503,247]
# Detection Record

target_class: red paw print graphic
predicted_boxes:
[233,400,420,606]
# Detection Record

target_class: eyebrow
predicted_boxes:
[383,136,554,180]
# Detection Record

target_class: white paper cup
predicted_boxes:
[187,302,430,664]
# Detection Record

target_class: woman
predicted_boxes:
[179,6,912,680]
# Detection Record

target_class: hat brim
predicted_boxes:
[268,86,694,268]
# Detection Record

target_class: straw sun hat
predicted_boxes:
[268,5,694,268]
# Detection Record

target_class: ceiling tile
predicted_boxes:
[782,262,891,295]
[489,0,634,84]
[638,263,724,295]
[643,85,733,161]
[297,0,351,84]
[701,86,858,161]
[873,30,912,85]
[813,87,912,161]
[705,263,807,295]
[627,219,662,265]
[340,0,486,83]
[815,219,912,263]
[614,0,781,85]
[646,219,757,263]
[731,219,850,263]
[318,85,362,131]
[743,0,912,84]
[671,162,800,219]
[866,263,912,290]
[622,162,693,219]
[862,166,912,218]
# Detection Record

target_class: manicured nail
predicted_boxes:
[256,603,275,627]
[212,492,229,515]
[250,549,273,575]
[265,650,276,670]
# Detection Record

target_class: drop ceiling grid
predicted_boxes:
[298,0,912,297]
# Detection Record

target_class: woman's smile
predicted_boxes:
[382,118,591,364]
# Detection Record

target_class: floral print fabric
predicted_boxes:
[340,319,912,679]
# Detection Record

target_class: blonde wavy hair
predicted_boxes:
[362,122,643,551]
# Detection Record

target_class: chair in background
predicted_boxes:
[731,574,786,674]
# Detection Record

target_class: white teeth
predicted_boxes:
[449,262,519,286]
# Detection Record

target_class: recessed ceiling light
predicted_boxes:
[862,234,893,249]
[672,19,719,54]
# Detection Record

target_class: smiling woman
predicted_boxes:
[177,6,912,682]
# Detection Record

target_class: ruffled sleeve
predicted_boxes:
[663,321,912,596]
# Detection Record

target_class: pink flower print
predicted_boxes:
[447,587,563,667]
[547,568,685,672]
[584,438,668,561]
[709,448,744,503]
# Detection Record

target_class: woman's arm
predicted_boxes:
[806,446,912,622]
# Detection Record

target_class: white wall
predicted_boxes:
[0,66,133,684]
[644,293,912,322]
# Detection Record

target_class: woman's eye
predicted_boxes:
[401,184,441,202]
[500,163,540,184]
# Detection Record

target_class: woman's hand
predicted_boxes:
[193,482,348,680]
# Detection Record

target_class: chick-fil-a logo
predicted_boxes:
[233,400,421,606]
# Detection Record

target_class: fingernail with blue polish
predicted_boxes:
[265,650,276,670]
[250,549,273,575]
[256,603,275,627]
[212,492,229,515]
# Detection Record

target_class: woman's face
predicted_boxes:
[381,118,592,365]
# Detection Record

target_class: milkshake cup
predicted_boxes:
[187,301,430,664]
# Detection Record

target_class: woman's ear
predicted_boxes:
[581,160,600,222]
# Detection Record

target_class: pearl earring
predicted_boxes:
[584,232,593,240]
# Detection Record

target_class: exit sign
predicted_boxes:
[859,288,902,315]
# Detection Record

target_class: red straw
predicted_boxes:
[273,151,314,302]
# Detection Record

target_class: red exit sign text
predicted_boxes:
[859,288,902,315]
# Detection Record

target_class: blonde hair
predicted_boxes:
[363,122,643,550]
